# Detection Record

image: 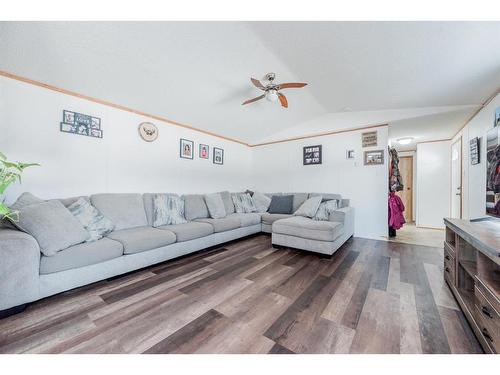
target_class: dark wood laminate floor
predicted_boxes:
[0,235,483,354]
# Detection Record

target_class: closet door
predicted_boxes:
[397,156,413,222]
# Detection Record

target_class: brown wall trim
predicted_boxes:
[0,69,251,147]
[250,123,389,147]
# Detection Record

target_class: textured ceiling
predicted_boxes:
[0,21,498,145]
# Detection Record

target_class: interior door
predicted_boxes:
[397,156,413,222]
[451,138,462,218]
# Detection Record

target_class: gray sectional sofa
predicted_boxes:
[0,191,354,314]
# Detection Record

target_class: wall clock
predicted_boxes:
[138,122,158,142]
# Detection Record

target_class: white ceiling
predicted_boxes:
[0,21,499,145]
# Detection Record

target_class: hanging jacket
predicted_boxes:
[389,148,404,192]
[388,192,406,230]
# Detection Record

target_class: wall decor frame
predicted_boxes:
[362,131,378,147]
[138,122,158,142]
[470,137,480,165]
[199,144,209,159]
[364,149,384,166]
[60,110,102,138]
[213,147,224,165]
[180,138,194,159]
[303,145,322,165]
[495,107,500,127]
[346,149,355,159]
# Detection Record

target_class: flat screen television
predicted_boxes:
[486,126,500,217]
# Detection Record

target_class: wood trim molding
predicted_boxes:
[250,123,389,147]
[0,69,251,147]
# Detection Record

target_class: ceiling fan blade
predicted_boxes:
[242,94,265,105]
[250,78,266,90]
[277,82,308,90]
[278,93,288,108]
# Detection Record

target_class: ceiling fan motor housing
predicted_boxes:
[264,72,276,82]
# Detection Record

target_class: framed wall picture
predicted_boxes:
[470,137,480,165]
[60,110,102,139]
[346,150,355,159]
[180,138,194,159]
[495,107,500,127]
[362,131,378,147]
[213,147,224,165]
[138,122,158,142]
[199,144,209,159]
[303,145,322,165]
[364,149,384,166]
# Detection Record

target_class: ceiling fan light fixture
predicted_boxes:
[266,89,279,102]
[397,137,414,145]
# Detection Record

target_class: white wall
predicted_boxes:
[0,76,253,203]
[252,127,389,239]
[416,141,451,228]
[452,93,500,220]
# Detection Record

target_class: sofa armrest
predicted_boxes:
[329,207,355,237]
[0,228,40,310]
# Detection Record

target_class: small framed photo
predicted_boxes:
[364,150,384,166]
[199,144,209,159]
[346,150,355,159]
[495,107,500,127]
[180,138,194,159]
[213,147,224,165]
[303,145,322,165]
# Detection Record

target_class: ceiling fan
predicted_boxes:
[242,73,307,108]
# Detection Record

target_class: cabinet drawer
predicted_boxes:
[475,277,500,313]
[444,246,456,285]
[474,286,499,353]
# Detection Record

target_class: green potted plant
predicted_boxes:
[0,152,39,221]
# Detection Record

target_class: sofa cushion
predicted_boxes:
[9,192,44,211]
[219,191,235,214]
[59,196,89,208]
[107,226,176,254]
[267,195,294,214]
[309,193,342,202]
[294,196,322,218]
[183,194,209,221]
[261,213,293,225]
[313,199,339,221]
[40,238,123,274]
[252,191,272,213]
[272,216,344,242]
[67,197,115,242]
[157,221,214,242]
[91,193,147,231]
[152,194,187,226]
[195,217,240,233]
[16,200,89,256]
[292,193,309,213]
[204,193,227,219]
[228,213,261,227]
[231,193,257,213]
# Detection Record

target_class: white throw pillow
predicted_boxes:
[252,191,272,213]
[313,199,339,221]
[294,196,323,218]
[204,193,227,219]
[153,194,187,227]
[67,197,115,242]
[231,193,257,213]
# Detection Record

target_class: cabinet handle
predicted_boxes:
[482,328,493,342]
[482,306,493,319]
[445,267,450,273]
[445,255,451,261]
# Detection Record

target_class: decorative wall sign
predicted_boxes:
[364,149,384,165]
[180,138,194,159]
[362,131,378,147]
[495,107,500,127]
[346,150,355,159]
[470,137,480,165]
[303,145,322,165]
[199,144,209,159]
[213,147,224,165]
[60,110,102,138]
[138,122,158,142]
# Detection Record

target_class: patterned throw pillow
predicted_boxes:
[231,193,257,213]
[313,199,339,221]
[153,194,187,227]
[67,197,115,242]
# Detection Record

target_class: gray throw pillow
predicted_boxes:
[67,197,115,242]
[294,196,322,218]
[205,193,227,219]
[252,191,272,213]
[16,200,89,256]
[153,194,187,227]
[9,192,44,211]
[313,199,339,221]
[231,193,257,213]
[219,191,235,214]
[267,195,293,214]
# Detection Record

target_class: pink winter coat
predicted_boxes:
[388,192,405,230]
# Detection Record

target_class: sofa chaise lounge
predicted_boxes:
[0,192,354,315]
